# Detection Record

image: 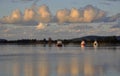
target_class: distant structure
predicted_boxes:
[93,40,98,47]
[56,40,63,47]
[43,38,47,47]
[48,37,52,46]
[43,38,47,43]
[81,40,85,47]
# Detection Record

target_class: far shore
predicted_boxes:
[0,36,120,46]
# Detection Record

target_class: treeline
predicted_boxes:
[0,36,120,45]
[70,36,120,45]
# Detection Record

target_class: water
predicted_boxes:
[0,44,120,76]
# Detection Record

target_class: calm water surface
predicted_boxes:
[0,44,120,76]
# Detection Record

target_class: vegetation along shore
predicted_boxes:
[0,36,120,46]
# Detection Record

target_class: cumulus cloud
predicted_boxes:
[0,4,119,25]
[83,5,106,22]
[56,5,106,23]
[0,5,51,25]
[69,8,82,22]
[0,9,22,24]
[36,22,47,30]
[83,5,96,22]
[37,5,52,23]
[56,9,70,23]
[23,8,35,21]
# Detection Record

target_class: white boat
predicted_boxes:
[56,41,63,47]
[81,40,85,47]
[93,40,98,47]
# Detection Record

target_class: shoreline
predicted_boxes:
[0,35,120,46]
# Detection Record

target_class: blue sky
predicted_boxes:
[0,0,120,40]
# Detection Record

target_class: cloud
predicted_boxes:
[24,8,35,21]
[0,25,8,32]
[37,5,52,23]
[0,4,119,25]
[36,22,47,30]
[0,22,120,40]
[84,5,106,22]
[103,13,120,22]
[83,5,97,22]
[23,4,52,23]
[0,8,38,25]
[56,5,106,23]
[0,9,22,24]
[70,25,93,30]
[109,13,120,21]
[0,5,51,25]
[111,20,120,28]
[69,8,82,22]
[56,9,70,23]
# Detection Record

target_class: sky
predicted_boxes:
[0,0,120,40]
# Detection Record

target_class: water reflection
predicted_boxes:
[13,62,20,76]
[24,62,33,76]
[70,57,80,76]
[37,57,49,76]
[57,57,68,76]
[84,56,94,76]
[0,45,120,76]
